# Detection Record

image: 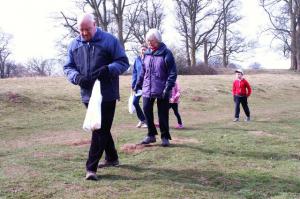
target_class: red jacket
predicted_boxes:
[232,78,252,97]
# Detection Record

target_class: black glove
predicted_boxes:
[134,84,142,93]
[75,74,92,89]
[162,87,172,100]
[98,65,109,81]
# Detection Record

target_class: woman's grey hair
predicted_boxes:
[145,28,162,42]
[77,13,95,25]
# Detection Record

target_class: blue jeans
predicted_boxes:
[133,95,146,122]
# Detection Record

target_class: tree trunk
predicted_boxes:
[0,63,4,78]
[290,0,297,70]
[222,1,228,68]
[204,39,208,66]
[296,4,300,72]
[185,35,191,68]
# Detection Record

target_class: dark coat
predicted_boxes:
[64,27,129,103]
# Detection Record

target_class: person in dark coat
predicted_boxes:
[63,13,129,180]
[135,28,177,147]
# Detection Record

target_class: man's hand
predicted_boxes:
[162,87,171,100]
[75,74,92,89]
[98,66,109,81]
[134,84,142,93]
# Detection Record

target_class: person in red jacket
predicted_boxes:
[232,69,252,122]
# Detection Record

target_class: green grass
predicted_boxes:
[1,72,300,199]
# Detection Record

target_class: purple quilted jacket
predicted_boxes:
[136,43,177,98]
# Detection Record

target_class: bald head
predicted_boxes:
[78,13,97,42]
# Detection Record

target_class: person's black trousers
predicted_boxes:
[169,103,182,125]
[234,96,250,118]
[143,97,171,140]
[85,100,118,172]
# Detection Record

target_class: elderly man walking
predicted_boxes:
[63,13,129,180]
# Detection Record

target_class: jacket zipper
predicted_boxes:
[149,56,154,98]
[87,43,91,79]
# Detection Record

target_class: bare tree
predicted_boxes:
[175,0,222,68]
[110,0,146,47]
[58,0,146,49]
[128,0,164,45]
[0,29,12,78]
[5,61,28,77]
[217,0,249,67]
[260,0,300,71]
[26,58,55,76]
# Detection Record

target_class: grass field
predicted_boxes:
[1,71,300,199]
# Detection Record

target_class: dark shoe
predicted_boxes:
[98,159,119,168]
[140,136,156,144]
[85,171,98,181]
[161,138,170,147]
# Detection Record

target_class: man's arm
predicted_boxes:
[107,38,130,77]
[63,43,80,85]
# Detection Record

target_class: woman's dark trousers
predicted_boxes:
[133,95,146,122]
[143,97,171,140]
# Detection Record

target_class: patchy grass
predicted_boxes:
[1,72,300,199]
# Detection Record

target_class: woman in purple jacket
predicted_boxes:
[135,28,177,147]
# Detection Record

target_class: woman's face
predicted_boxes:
[147,37,160,50]
[140,46,147,56]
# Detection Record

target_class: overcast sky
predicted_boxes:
[0,0,290,69]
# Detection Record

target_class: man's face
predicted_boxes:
[79,20,96,42]
[147,38,160,50]
[236,72,243,79]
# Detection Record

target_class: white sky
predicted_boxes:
[0,0,290,69]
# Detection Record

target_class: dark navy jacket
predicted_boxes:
[64,28,129,103]
[136,43,177,98]
[131,56,143,89]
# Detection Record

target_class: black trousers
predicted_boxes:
[169,103,182,125]
[143,97,171,140]
[234,96,250,118]
[85,100,118,172]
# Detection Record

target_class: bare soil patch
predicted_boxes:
[120,136,200,154]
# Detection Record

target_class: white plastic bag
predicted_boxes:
[83,80,102,132]
[128,93,135,114]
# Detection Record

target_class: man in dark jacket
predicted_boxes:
[135,28,177,147]
[63,13,129,181]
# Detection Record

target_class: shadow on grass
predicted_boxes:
[178,144,300,161]
[101,164,300,198]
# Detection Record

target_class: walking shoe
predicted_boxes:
[233,118,239,122]
[98,159,119,168]
[175,124,184,129]
[161,138,170,147]
[244,117,250,122]
[141,123,148,128]
[140,136,156,144]
[136,121,143,128]
[85,171,98,181]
